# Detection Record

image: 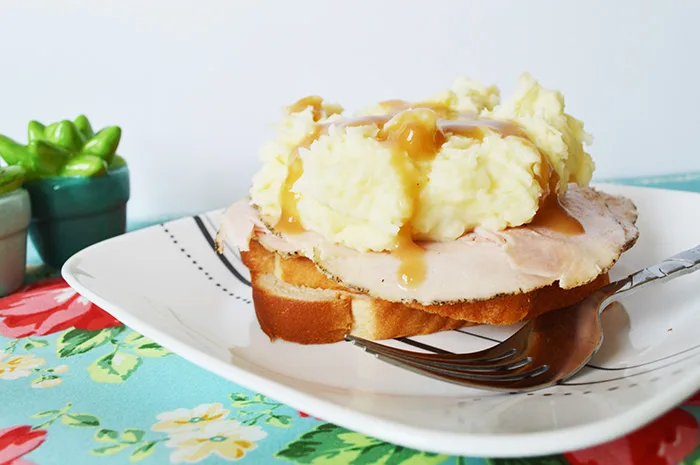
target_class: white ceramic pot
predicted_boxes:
[0,188,31,296]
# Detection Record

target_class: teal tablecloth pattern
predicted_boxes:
[2,171,700,465]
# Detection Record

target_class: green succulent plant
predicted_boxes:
[0,165,25,195]
[0,115,125,180]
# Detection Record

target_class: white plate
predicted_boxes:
[62,183,700,458]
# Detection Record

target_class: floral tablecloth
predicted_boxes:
[2,172,700,465]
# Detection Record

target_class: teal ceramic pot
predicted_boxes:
[0,188,31,296]
[23,166,130,269]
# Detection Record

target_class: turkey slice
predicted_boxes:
[218,185,638,305]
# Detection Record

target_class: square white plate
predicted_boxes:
[62,183,700,458]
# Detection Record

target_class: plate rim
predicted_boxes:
[61,183,700,458]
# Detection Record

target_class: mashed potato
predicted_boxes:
[250,74,594,252]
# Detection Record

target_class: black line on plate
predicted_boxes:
[560,350,699,386]
[454,328,500,343]
[193,216,251,287]
[394,337,453,354]
[586,342,700,371]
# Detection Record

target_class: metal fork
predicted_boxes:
[346,245,700,392]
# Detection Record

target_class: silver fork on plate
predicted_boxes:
[345,245,700,392]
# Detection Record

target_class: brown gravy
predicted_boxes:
[529,194,584,235]
[288,95,325,122]
[393,226,427,289]
[274,125,326,234]
[377,99,459,119]
[341,113,527,162]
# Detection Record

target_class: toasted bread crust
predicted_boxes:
[406,273,610,323]
[250,273,355,344]
[356,297,467,340]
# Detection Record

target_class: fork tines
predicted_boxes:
[345,335,548,388]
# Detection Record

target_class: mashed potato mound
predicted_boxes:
[250,74,594,252]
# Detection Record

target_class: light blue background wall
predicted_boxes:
[1,0,699,223]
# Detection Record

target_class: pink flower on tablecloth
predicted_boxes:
[563,407,699,465]
[0,425,47,465]
[0,277,121,339]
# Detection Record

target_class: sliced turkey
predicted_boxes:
[218,185,638,305]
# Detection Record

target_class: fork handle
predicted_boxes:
[606,244,700,304]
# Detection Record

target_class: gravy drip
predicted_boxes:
[274,97,328,234]
[287,95,325,122]
[393,226,427,289]
[528,174,584,235]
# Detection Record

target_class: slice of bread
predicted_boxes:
[250,272,468,344]
[240,240,609,344]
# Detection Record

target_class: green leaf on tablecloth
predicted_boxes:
[130,441,158,462]
[123,332,146,345]
[275,423,447,464]
[92,443,130,456]
[253,393,267,402]
[121,428,145,444]
[485,457,569,465]
[31,374,61,388]
[242,416,264,426]
[61,413,100,427]
[31,409,59,418]
[3,340,18,354]
[266,414,292,428]
[384,447,449,465]
[123,332,170,356]
[229,393,255,407]
[132,342,171,358]
[94,429,119,442]
[57,327,124,358]
[24,339,49,350]
[356,444,399,464]
[88,350,142,383]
